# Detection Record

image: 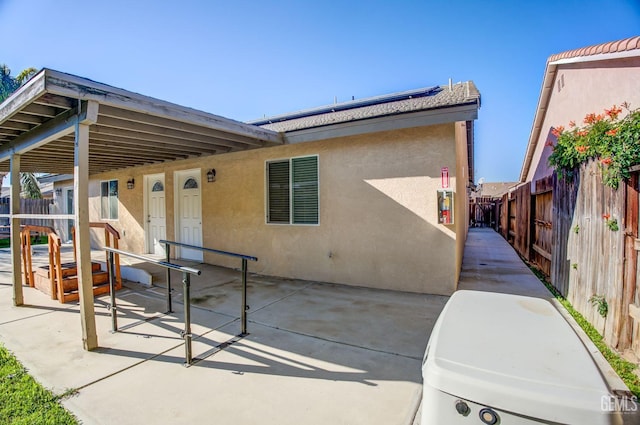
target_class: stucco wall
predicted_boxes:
[527,56,640,189]
[454,121,470,285]
[54,123,464,295]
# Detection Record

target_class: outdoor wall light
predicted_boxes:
[55,188,62,196]
[127,178,135,190]
[207,169,216,183]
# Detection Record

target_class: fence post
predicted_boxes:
[241,258,248,335]
[107,251,118,332]
[165,242,172,313]
[183,272,192,366]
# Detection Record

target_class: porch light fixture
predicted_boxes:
[207,169,216,183]
[55,188,62,196]
[127,178,135,190]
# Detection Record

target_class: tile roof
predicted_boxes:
[548,36,640,63]
[249,81,480,133]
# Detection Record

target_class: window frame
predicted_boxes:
[265,154,319,226]
[100,179,119,221]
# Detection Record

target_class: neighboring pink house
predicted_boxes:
[518,36,640,355]
[520,36,640,192]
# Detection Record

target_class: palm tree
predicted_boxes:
[0,64,40,198]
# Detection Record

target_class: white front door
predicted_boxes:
[175,169,203,262]
[145,174,166,255]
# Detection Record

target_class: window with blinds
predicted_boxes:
[267,155,318,225]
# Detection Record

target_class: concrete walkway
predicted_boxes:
[0,228,626,424]
[458,228,552,298]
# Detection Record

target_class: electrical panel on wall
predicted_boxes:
[437,190,454,225]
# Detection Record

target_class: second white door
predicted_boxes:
[175,169,203,262]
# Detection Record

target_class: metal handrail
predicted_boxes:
[104,246,201,365]
[159,239,257,262]
[159,240,258,338]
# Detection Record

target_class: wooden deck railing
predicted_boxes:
[72,223,121,285]
[20,225,57,287]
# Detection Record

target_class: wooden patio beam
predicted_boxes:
[84,133,217,155]
[0,70,46,123]
[90,124,230,153]
[98,105,270,147]
[96,115,253,150]
[0,101,98,163]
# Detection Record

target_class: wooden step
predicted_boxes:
[60,271,110,293]
[35,261,101,278]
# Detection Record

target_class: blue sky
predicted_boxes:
[1,0,638,183]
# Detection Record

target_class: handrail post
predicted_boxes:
[107,251,118,332]
[241,258,248,335]
[183,272,192,366]
[165,242,172,313]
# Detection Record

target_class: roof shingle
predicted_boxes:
[249,81,480,133]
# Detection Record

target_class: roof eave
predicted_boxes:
[519,62,557,182]
[0,69,47,124]
[282,102,479,144]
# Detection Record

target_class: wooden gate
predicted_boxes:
[508,182,531,259]
[531,176,553,277]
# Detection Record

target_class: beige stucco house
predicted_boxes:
[0,70,479,348]
[43,79,479,296]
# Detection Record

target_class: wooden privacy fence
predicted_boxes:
[503,160,638,353]
[531,176,553,278]
[563,160,628,349]
[502,182,531,259]
[0,198,54,233]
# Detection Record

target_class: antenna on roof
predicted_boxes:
[449,78,453,91]
[334,96,337,104]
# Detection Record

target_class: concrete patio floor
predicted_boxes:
[1,228,629,424]
[0,243,448,425]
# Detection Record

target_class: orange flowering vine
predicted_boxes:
[603,213,611,220]
[549,101,639,189]
[605,105,623,120]
[584,113,604,124]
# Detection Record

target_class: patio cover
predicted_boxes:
[0,69,282,173]
[0,68,282,350]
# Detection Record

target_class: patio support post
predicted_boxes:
[241,258,248,335]
[75,117,98,350]
[10,154,23,306]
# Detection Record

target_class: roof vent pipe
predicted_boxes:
[449,78,453,91]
